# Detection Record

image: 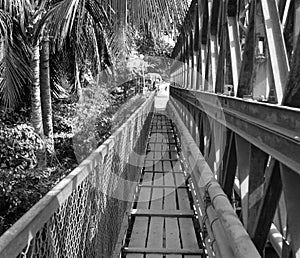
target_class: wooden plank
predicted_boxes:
[124,247,203,255]
[161,144,171,157]
[174,173,185,186]
[146,151,154,160]
[146,255,163,258]
[151,143,162,152]
[141,173,153,186]
[144,159,154,171]
[126,254,143,258]
[165,217,182,257]
[164,173,175,187]
[137,187,151,209]
[149,134,157,143]
[147,217,164,251]
[150,188,163,210]
[139,185,187,189]
[148,143,155,152]
[177,188,191,210]
[131,209,194,217]
[129,217,149,247]
[179,218,199,249]
[153,173,164,187]
[165,218,180,249]
[156,133,165,143]
[163,160,173,172]
[154,161,163,172]
[164,188,177,210]
[154,148,162,160]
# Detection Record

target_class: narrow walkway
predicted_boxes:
[122,112,204,258]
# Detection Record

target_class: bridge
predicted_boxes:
[0,0,300,257]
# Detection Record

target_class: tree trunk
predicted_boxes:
[40,32,54,155]
[31,40,43,137]
[31,39,46,167]
[75,62,83,102]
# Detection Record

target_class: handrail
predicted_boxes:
[0,93,155,258]
[169,0,300,255]
[167,97,261,257]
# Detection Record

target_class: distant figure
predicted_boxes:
[153,81,156,91]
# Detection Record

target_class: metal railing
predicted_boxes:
[167,98,260,258]
[169,0,300,257]
[0,93,155,258]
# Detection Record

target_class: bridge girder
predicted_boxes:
[170,0,300,257]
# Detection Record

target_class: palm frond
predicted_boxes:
[0,0,31,35]
[0,9,12,39]
[0,23,31,109]
[36,0,110,48]
[104,0,191,60]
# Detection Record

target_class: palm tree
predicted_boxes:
[0,1,54,163]
[0,0,191,165]
[40,31,54,153]
[0,0,191,110]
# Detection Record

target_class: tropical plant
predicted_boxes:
[0,4,31,110]
[0,0,192,163]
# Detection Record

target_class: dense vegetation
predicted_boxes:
[0,0,190,236]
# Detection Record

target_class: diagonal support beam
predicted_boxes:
[261,0,290,103]
[251,159,282,254]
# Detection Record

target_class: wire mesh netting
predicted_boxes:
[0,94,154,258]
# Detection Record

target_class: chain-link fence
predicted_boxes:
[0,93,155,258]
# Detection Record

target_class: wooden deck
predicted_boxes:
[122,113,204,258]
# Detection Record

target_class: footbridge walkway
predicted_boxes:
[1,0,300,257]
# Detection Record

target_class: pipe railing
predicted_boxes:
[168,0,300,255]
[167,97,261,258]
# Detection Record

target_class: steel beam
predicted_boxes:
[282,21,300,108]
[222,130,237,199]
[280,165,300,257]
[251,159,282,254]
[237,0,256,98]
[261,0,290,103]
[171,87,300,174]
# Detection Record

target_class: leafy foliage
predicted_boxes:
[0,11,31,110]
[0,111,43,171]
[0,110,45,234]
[135,33,173,57]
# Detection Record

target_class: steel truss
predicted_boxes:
[170,0,300,257]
